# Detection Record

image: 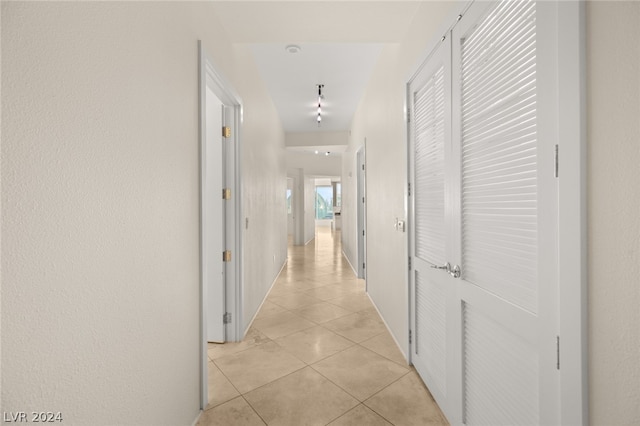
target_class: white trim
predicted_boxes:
[198,40,244,410]
[197,40,208,412]
[229,104,244,344]
[190,411,203,426]
[356,144,367,280]
[557,2,588,424]
[366,292,409,365]
[342,249,358,276]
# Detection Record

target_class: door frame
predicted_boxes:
[405,1,587,423]
[198,40,243,410]
[556,2,588,424]
[356,144,367,280]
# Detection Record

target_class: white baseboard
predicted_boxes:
[191,410,202,426]
[365,292,409,365]
[342,249,358,277]
[243,259,287,337]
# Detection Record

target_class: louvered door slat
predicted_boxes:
[463,303,539,425]
[461,0,538,314]
[462,94,536,141]
[414,65,446,264]
[463,34,536,105]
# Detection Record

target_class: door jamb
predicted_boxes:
[557,2,588,424]
[198,40,243,410]
[356,144,367,281]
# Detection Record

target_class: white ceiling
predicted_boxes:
[250,43,383,132]
[210,1,424,133]
[210,2,422,43]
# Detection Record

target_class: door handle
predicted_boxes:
[448,264,461,278]
[431,262,450,271]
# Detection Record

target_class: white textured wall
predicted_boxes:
[341,147,358,273]
[1,2,285,424]
[287,178,294,236]
[285,150,342,177]
[285,131,349,147]
[344,2,455,357]
[304,177,316,244]
[235,43,288,329]
[587,2,640,424]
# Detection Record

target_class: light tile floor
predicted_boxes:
[199,228,448,426]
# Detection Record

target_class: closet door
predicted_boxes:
[408,36,457,417]
[451,1,559,424]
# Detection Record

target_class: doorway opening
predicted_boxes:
[199,40,243,410]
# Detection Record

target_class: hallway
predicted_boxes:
[200,227,448,425]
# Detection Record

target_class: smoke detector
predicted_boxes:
[285,44,302,54]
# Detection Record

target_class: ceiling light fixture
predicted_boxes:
[316,84,324,127]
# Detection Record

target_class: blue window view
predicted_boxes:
[315,186,333,219]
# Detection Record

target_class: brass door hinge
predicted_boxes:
[222,188,231,200]
[223,250,232,262]
[222,126,231,138]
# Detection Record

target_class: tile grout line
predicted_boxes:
[207,230,409,425]
[239,394,269,426]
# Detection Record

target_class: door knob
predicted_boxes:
[448,264,461,278]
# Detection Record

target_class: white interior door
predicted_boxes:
[409,1,561,424]
[408,34,455,416]
[453,2,559,424]
[205,87,225,343]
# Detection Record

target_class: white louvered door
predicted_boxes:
[452,1,559,424]
[409,1,561,424]
[408,36,455,416]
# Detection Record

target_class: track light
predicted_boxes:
[316,84,324,127]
